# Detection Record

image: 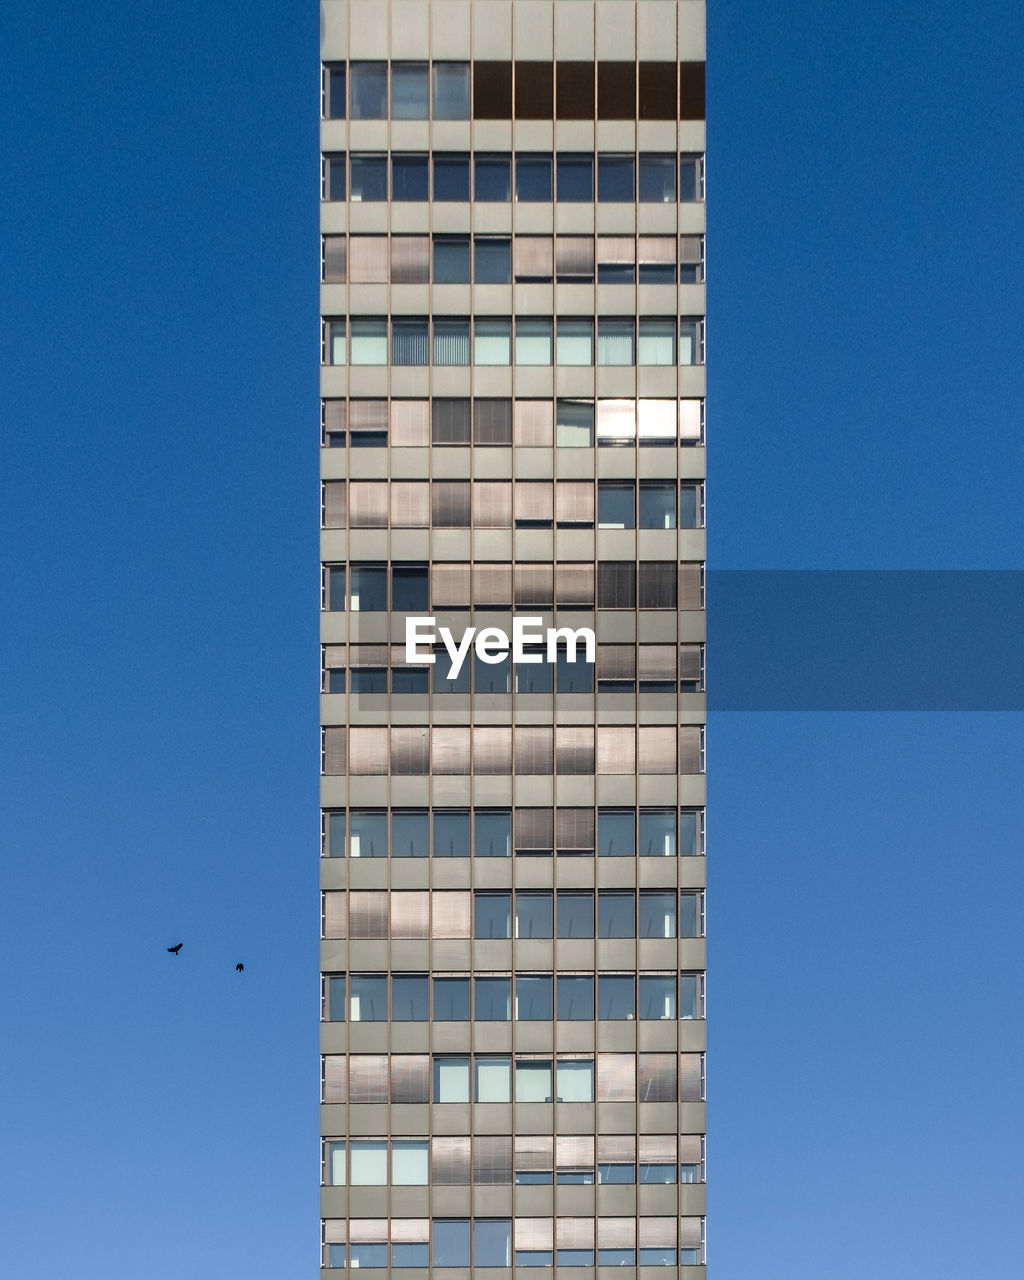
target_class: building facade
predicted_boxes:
[319,1,706,1273]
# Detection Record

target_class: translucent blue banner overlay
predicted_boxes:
[707,571,1024,710]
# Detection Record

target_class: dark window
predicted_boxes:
[638,153,676,203]
[392,665,428,695]
[391,62,428,119]
[639,61,676,118]
[638,562,677,609]
[327,668,346,693]
[432,1220,471,1268]
[325,65,346,119]
[391,153,428,201]
[324,974,345,1020]
[473,61,513,118]
[679,61,706,120]
[679,155,702,202]
[599,892,636,938]
[474,237,512,283]
[433,810,470,858]
[556,153,594,201]
[434,976,471,1020]
[350,668,386,693]
[639,481,677,529]
[515,153,553,201]
[598,809,635,857]
[475,810,511,857]
[515,892,553,939]
[557,891,594,938]
[349,564,386,612]
[598,155,635,202]
[598,481,635,529]
[392,974,429,1020]
[349,153,387,201]
[433,152,471,202]
[515,974,553,1019]
[432,398,471,445]
[475,153,512,201]
[597,561,636,609]
[556,648,593,693]
[434,235,471,283]
[556,61,595,118]
[392,317,429,366]
[515,61,554,118]
[598,62,635,118]
[324,154,346,201]
[556,975,594,1020]
[350,61,387,118]
[475,893,512,939]
[474,977,511,1020]
[598,974,635,1019]
[391,810,428,857]
[392,564,428,611]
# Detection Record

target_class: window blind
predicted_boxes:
[514,564,553,606]
[348,236,388,282]
[513,399,553,446]
[597,727,635,775]
[432,727,471,775]
[348,1055,388,1102]
[322,234,347,282]
[391,727,429,775]
[638,726,676,774]
[348,727,388,775]
[431,1136,471,1184]
[555,808,595,851]
[390,1054,430,1103]
[323,1055,347,1102]
[323,727,347,775]
[390,891,429,938]
[390,235,429,283]
[679,726,704,774]
[432,564,472,608]
[515,807,554,850]
[555,481,594,525]
[555,727,594,775]
[390,481,429,528]
[515,728,554,775]
[349,891,388,938]
[348,481,387,527]
[472,481,512,528]
[322,481,346,527]
[390,398,430,446]
[322,891,346,939]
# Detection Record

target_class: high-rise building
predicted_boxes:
[319,2,706,1272]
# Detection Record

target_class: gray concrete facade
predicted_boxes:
[319,2,706,1273]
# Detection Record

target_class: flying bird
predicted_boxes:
[235,963,245,972]
[167,943,183,955]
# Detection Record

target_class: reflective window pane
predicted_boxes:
[639,891,677,938]
[433,976,471,1020]
[516,153,553,201]
[350,62,387,118]
[638,318,676,366]
[434,1056,470,1102]
[640,809,676,857]
[433,62,470,119]
[392,974,429,1020]
[556,974,594,1019]
[434,153,471,201]
[598,891,635,937]
[638,153,676,202]
[639,481,677,529]
[349,810,387,857]
[597,154,634,201]
[557,892,594,938]
[350,974,387,1021]
[475,893,511,938]
[391,810,428,858]
[598,482,635,530]
[557,153,593,201]
[475,237,512,283]
[475,1056,512,1101]
[434,236,470,283]
[639,974,676,1019]
[391,62,428,119]
[515,892,553,939]
[515,975,553,1020]
[391,153,429,201]
[598,974,635,1019]
[475,153,512,201]
[433,1220,471,1268]
[434,810,470,857]
[349,153,387,201]
[475,810,511,857]
[475,976,512,1020]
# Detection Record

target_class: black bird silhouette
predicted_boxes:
[167,943,183,955]
[235,963,244,972]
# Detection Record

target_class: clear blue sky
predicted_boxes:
[1,1,1023,1276]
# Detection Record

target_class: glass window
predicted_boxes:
[515,974,553,1020]
[639,1246,676,1266]
[392,974,428,1020]
[680,154,702,202]
[392,317,429,365]
[349,563,387,611]
[598,891,635,937]
[392,1241,428,1268]
[391,153,429,201]
[639,481,677,529]
[326,320,346,365]
[349,974,387,1021]
[640,809,676,857]
[556,317,594,366]
[433,318,470,366]
[475,893,511,938]
[639,974,676,1020]
[475,976,512,1020]
[349,319,388,365]
[434,976,471,1020]
[475,649,512,692]
[391,810,428,858]
[434,235,470,283]
[599,1162,635,1185]
[325,1139,345,1185]
[680,809,701,857]
[597,318,635,365]
[474,318,512,365]
[324,154,346,201]
[516,153,553,201]
[391,564,428,610]
[679,973,701,1019]
[325,974,345,1021]
[680,482,702,529]
[515,1059,553,1102]
[597,482,635,530]
[475,237,512,283]
[475,810,511,857]
[349,153,387,201]
[598,809,635,857]
[432,1220,471,1268]
[557,1060,594,1102]
[350,62,387,118]
[598,154,634,201]
[433,62,470,118]
[640,891,677,938]
[556,648,593,693]
[556,399,594,447]
[435,645,471,693]
[475,153,512,201]
[638,153,676,202]
[475,1056,512,1101]
[349,668,385,693]
[515,892,553,939]
[557,153,593,201]
[598,975,635,1020]
[639,1162,676,1185]
[556,974,594,1019]
[433,152,470,201]
[515,318,553,365]
[391,62,428,118]
[680,891,701,938]
[392,1140,428,1185]
[349,810,387,857]
[557,892,594,939]
[638,318,676,366]
[325,66,346,119]
[325,812,346,858]
[434,1056,470,1102]
[475,1220,512,1268]
[679,318,701,365]
[516,653,552,693]
[434,810,470,857]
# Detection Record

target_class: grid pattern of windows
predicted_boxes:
[320,7,707,1268]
